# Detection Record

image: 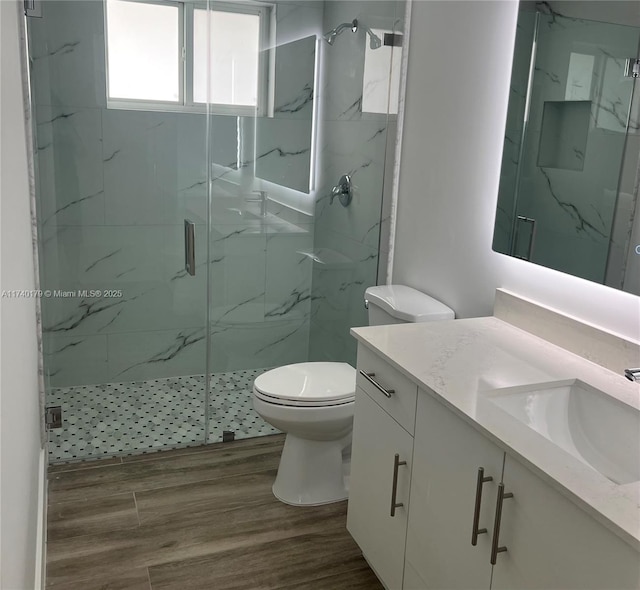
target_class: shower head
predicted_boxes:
[323,19,358,45]
[365,27,382,50]
[322,30,337,45]
[322,18,382,50]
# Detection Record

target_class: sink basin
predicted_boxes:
[485,379,640,485]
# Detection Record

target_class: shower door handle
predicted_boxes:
[513,216,536,261]
[184,219,195,276]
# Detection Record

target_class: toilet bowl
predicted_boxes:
[253,285,455,507]
[253,362,356,506]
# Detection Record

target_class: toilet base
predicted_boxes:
[272,434,349,506]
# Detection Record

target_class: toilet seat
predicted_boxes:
[253,390,354,407]
[253,362,356,408]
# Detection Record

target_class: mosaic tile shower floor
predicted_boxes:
[47,368,280,463]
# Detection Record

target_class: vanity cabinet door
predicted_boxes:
[347,387,414,590]
[405,389,504,590]
[491,455,640,590]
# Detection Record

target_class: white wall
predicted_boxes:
[1,1,46,588]
[392,0,640,342]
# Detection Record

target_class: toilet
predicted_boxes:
[252,284,455,506]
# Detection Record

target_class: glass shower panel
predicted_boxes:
[205,0,405,444]
[308,0,404,366]
[205,7,317,442]
[28,0,210,462]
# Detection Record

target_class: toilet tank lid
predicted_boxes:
[365,285,455,322]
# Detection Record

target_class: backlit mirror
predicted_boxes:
[493,1,640,295]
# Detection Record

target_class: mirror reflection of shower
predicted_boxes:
[323,18,382,49]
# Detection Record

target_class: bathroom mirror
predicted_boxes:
[255,35,316,193]
[492,1,640,295]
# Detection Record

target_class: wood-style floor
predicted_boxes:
[46,434,383,590]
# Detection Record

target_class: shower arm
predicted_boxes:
[323,18,382,50]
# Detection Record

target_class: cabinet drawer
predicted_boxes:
[357,344,418,434]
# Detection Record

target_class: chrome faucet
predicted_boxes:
[245,190,268,216]
[624,368,640,382]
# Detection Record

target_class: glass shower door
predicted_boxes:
[28,0,211,462]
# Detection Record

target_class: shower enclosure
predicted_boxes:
[26,0,406,462]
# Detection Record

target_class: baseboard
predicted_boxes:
[34,448,47,590]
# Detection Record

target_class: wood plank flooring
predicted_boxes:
[46,435,383,590]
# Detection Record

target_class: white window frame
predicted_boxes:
[105,0,272,115]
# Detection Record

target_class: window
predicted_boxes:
[106,1,181,103]
[105,0,269,114]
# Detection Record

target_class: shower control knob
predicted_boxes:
[330,174,353,207]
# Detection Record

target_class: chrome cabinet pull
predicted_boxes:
[390,453,407,517]
[184,219,195,276]
[490,483,514,564]
[471,467,493,546]
[359,370,395,398]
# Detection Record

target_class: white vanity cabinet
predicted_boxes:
[348,344,640,590]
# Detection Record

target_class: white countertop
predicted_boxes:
[351,317,640,551]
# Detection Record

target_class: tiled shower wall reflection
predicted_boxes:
[495,4,640,285]
[518,10,639,283]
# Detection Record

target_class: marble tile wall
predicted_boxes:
[207,209,314,373]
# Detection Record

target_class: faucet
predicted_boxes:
[624,368,640,382]
[245,190,268,216]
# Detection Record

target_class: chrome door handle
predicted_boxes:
[490,483,513,564]
[390,453,407,517]
[184,219,195,276]
[471,467,493,545]
[359,370,395,398]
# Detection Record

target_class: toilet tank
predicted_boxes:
[365,285,455,325]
